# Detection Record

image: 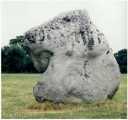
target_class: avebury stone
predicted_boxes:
[24,10,120,103]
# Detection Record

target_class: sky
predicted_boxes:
[1,0,127,52]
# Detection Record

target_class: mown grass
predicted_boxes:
[1,74,127,119]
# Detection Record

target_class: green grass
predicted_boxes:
[2,74,127,118]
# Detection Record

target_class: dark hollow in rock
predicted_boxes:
[62,16,71,22]
[80,30,86,45]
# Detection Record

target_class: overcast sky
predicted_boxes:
[1,0,127,52]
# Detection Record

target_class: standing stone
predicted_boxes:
[24,10,120,103]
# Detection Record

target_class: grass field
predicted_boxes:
[2,74,127,119]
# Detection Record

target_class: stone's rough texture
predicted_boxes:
[24,10,120,103]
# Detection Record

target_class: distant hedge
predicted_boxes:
[2,36,38,73]
[114,49,127,73]
[2,45,38,73]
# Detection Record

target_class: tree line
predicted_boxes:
[1,35,127,73]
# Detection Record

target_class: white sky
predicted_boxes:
[1,0,127,52]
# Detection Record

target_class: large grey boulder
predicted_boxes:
[24,10,120,103]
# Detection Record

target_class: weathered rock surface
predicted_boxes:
[24,10,120,103]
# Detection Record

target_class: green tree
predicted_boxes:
[2,46,25,72]
[2,46,10,72]
[114,49,127,73]
[9,36,24,47]
[2,35,38,73]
